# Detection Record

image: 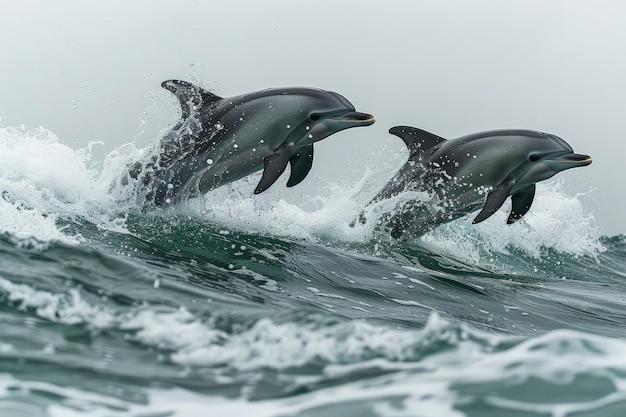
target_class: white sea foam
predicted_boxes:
[182,167,390,243]
[0,122,385,246]
[0,123,604,260]
[1,266,625,416]
[0,125,137,246]
[0,275,460,373]
[0,192,77,249]
[0,276,118,328]
[421,179,604,260]
[0,311,625,417]
[170,317,431,370]
[175,150,603,259]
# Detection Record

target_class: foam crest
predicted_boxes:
[169,323,626,417]
[2,314,626,417]
[0,275,229,351]
[0,276,117,327]
[421,179,604,260]
[0,125,142,246]
[120,308,226,350]
[182,170,602,265]
[0,126,96,202]
[0,122,393,246]
[171,317,424,369]
[184,166,396,243]
[0,122,603,260]
[0,274,476,373]
[0,191,77,248]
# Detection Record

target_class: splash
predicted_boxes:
[182,165,395,243]
[0,123,604,260]
[0,126,97,247]
[0,125,147,246]
[420,179,604,261]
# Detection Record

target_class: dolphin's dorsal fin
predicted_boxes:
[389,126,446,155]
[472,182,514,224]
[287,145,314,187]
[507,185,536,224]
[161,80,222,120]
[254,146,293,194]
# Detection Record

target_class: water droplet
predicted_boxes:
[308,134,313,139]
[206,159,213,164]
[286,124,291,128]
[234,144,238,148]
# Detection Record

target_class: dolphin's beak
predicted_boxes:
[560,153,592,166]
[330,111,376,126]
[545,152,592,170]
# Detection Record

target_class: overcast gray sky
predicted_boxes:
[1,0,624,234]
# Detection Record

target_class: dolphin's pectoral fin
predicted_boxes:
[389,126,446,156]
[472,183,514,224]
[161,80,222,121]
[507,185,536,224]
[286,145,314,187]
[254,147,293,194]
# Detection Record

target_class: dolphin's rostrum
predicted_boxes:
[128,80,375,205]
[362,126,592,239]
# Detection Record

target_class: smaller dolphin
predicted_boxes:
[128,80,375,205]
[362,126,592,239]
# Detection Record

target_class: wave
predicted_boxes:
[1,300,625,417]
[0,122,624,417]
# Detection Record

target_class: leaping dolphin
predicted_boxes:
[361,126,592,239]
[128,80,375,205]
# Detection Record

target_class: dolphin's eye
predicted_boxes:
[529,154,542,162]
[309,113,322,121]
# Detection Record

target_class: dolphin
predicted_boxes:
[127,80,375,205]
[362,126,592,239]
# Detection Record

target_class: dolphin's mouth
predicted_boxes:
[547,152,592,168]
[330,111,376,126]
[560,153,592,166]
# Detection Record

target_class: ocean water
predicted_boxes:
[0,124,625,417]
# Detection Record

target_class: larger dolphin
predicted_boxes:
[362,126,592,239]
[128,80,375,205]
